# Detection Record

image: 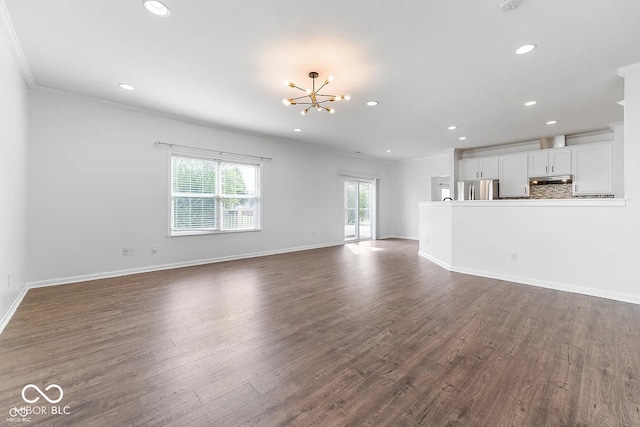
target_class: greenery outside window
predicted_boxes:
[170,153,261,235]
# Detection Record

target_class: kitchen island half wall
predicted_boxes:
[418,200,639,304]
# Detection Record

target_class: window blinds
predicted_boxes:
[171,155,261,234]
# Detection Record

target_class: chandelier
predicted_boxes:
[282,71,350,115]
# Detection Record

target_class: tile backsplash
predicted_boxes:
[528,183,613,199]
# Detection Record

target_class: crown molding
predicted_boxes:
[0,0,36,88]
[32,85,393,164]
[618,63,640,78]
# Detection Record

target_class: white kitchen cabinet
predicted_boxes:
[459,159,479,181]
[499,154,529,198]
[480,157,500,180]
[528,148,572,177]
[572,142,613,195]
[459,157,499,180]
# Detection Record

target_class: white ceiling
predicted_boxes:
[4,0,640,160]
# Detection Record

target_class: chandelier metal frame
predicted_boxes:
[282,71,350,115]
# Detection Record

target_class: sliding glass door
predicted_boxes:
[344,180,373,241]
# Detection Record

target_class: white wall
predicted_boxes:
[390,152,451,239]
[612,122,624,198]
[622,66,640,201]
[418,204,452,268]
[0,27,28,320]
[26,91,392,285]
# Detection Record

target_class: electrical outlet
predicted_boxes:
[122,247,130,256]
[510,252,518,262]
[151,245,158,254]
[129,247,136,256]
[7,273,10,288]
[426,238,430,245]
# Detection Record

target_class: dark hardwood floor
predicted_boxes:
[1,239,639,426]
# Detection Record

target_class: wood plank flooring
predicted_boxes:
[1,239,639,426]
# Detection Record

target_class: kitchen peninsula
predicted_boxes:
[418,197,629,303]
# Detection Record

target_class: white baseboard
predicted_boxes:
[0,241,344,335]
[418,251,452,270]
[451,265,640,306]
[8,240,638,336]
[27,241,345,289]
[383,235,418,240]
[419,252,640,306]
[0,285,29,335]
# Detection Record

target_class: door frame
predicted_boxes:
[343,178,377,242]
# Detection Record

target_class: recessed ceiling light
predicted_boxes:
[524,101,538,106]
[459,137,467,141]
[386,149,391,153]
[546,120,558,125]
[366,101,379,106]
[515,44,536,55]
[119,83,135,91]
[293,128,302,132]
[448,126,457,130]
[499,0,522,12]
[143,0,171,17]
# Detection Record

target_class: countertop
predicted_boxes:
[419,198,628,208]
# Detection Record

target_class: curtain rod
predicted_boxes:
[154,141,272,161]
[339,174,379,181]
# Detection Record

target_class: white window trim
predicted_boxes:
[168,149,263,237]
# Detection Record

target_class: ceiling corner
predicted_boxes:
[0,0,36,89]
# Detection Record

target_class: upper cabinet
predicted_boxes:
[499,154,529,198]
[457,141,615,198]
[459,159,478,181]
[528,148,572,177]
[459,157,500,180]
[572,142,613,195]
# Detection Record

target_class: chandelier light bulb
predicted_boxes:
[301,109,307,116]
[329,108,335,114]
[282,98,291,106]
[344,95,351,101]
[306,88,312,94]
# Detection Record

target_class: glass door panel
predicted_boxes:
[344,181,357,241]
[358,182,371,240]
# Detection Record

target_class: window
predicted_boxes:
[170,153,261,235]
[441,187,450,200]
